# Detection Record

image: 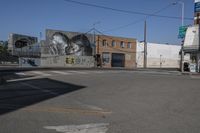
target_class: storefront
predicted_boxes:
[183,25,200,73]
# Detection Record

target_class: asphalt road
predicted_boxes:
[0,70,200,133]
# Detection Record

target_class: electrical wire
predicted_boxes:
[63,0,193,20]
[103,1,185,33]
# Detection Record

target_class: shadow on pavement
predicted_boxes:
[0,78,85,115]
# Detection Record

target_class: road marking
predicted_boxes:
[68,71,88,74]
[190,76,200,79]
[15,72,26,76]
[89,71,105,74]
[20,82,58,95]
[23,106,112,116]
[44,123,109,133]
[7,76,43,82]
[50,71,72,75]
[30,71,52,76]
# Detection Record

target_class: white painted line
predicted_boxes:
[21,82,58,95]
[7,76,43,82]
[90,71,105,74]
[68,71,88,74]
[30,71,52,76]
[190,76,200,79]
[15,72,27,76]
[50,71,72,75]
[44,123,109,133]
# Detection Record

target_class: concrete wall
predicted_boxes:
[19,58,41,67]
[20,55,95,68]
[137,42,181,68]
[41,55,94,67]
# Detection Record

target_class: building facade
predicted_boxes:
[96,35,137,68]
[137,42,181,68]
[183,25,200,72]
[9,30,137,68]
[181,0,200,72]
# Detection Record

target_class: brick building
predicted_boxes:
[96,35,136,68]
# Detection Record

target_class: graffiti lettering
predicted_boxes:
[65,56,94,66]
[66,57,75,64]
[21,58,39,67]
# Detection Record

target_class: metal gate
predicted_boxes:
[111,53,125,67]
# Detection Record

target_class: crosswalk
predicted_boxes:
[14,70,183,79]
[14,70,118,77]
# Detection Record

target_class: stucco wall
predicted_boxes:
[137,42,181,68]
[19,55,95,68]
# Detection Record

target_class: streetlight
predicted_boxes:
[173,1,184,26]
[173,1,185,72]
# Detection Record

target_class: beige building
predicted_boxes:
[96,35,137,68]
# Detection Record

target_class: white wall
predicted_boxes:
[137,42,181,68]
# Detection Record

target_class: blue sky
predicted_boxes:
[0,0,194,44]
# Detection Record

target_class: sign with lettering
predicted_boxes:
[178,26,188,39]
[195,0,200,12]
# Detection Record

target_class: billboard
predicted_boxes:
[43,29,93,56]
[8,34,38,55]
[195,0,200,12]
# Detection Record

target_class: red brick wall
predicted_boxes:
[96,35,136,68]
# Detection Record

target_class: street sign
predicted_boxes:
[178,26,188,39]
[195,2,200,12]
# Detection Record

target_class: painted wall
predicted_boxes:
[96,35,137,68]
[137,42,181,68]
[40,55,94,67]
[8,34,38,55]
[20,55,95,68]
[183,25,199,51]
[19,58,41,67]
[42,29,94,56]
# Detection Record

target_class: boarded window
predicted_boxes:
[102,52,110,64]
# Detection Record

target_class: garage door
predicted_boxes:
[111,53,125,67]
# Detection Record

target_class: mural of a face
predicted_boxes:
[49,32,92,56]
[50,33,69,55]
[15,38,34,48]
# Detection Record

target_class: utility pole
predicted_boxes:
[93,28,96,56]
[173,1,185,72]
[198,23,200,73]
[144,20,147,68]
[180,1,185,72]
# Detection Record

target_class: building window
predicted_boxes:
[120,41,125,48]
[102,40,107,47]
[102,52,110,64]
[127,42,131,48]
[112,40,116,47]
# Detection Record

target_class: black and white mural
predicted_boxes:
[45,30,93,56]
[9,34,38,49]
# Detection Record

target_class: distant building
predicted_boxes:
[96,35,137,68]
[180,0,200,72]
[10,29,137,68]
[137,42,181,68]
[183,25,200,72]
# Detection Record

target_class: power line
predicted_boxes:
[63,0,193,20]
[103,2,176,33]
